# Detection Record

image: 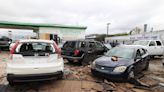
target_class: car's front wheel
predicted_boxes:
[127,70,135,80]
[8,80,14,86]
[68,60,73,63]
[144,61,149,70]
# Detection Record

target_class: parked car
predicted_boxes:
[61,40,108,65]
[0,35,12,49]
[132,40,164,57]
[91,45,149,81]
[7,39,64,85]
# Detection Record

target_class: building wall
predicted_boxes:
[39,27,85,41]
[105,30,164,44]
[39,33,50,40]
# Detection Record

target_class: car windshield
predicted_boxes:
[133,41,149,46]
[104,44,112,49]
[16,42,55,56]
[63,41,76,48]
[106,47,134,59]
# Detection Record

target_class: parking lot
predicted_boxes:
[0,51,164,92]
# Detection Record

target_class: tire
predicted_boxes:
[144,61,149,70]
[68,60,73,64]
[57,76,63,80]
[8,81,14,86]
[127,70,135,81]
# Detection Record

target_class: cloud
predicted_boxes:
[0,0,164,34]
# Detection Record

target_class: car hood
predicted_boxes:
[95,56,133,67]
[129,45,147,49]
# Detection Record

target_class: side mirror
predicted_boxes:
[104,46,109,51]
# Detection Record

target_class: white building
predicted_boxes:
[105,30,164,44]
[0,21,87,44]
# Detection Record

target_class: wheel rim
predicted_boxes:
[129,71,134,79]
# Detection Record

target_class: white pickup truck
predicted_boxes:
[132,40,164,57]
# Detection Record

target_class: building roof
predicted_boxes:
[0,21,87,29]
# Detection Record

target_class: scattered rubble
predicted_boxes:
[64,63,99,82]
[63,61,163,92]
[0,51,164,92]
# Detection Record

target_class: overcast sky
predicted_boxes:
[0,0,164,34]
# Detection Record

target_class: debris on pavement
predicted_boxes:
[0,51,164,92]
[136,77,159,88]
[82,81,104,92]
[159,83,164,87]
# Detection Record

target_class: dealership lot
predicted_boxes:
[0,51,164,92]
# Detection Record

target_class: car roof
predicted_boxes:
[135,40,161,41]
[18,39,54,43]
[66,39,98,42]
[118,45,145,50]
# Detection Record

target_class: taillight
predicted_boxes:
[10,41,19,59]
[52,42,62,60]
[74,49,79,56]
[53,42,61,54]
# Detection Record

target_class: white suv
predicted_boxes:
[7,39,64,85]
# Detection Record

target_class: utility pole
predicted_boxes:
[107,23,111,36]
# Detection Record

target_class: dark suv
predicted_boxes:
[0,35,12,49]
[61,40,108,65]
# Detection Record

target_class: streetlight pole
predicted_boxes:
[107,23,110,36]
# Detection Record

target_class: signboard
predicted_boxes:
[130,34,160,40]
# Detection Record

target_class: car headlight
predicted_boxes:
[113,66,127,73]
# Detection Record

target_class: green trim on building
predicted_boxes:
[0,21,87,29]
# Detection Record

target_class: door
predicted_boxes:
[87,42,96,54]
[147,41,156,55]
[78,41,87,56]
[139,48,148,70]
[95,42,105,55]
[155,41,163,55]
[86,42,97,62]
[50,34,58,44]
[134,50,143,74]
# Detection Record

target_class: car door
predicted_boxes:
[78,41,87,56]
[86,42,97,61]
[134,49,143,74]
[147,41,156,55]
[155,41,163,55]
[95,42,106,55]
[87,42,96,54]
[139,48,148,70]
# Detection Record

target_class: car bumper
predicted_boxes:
[62,54,84,61]
[0,44,9,48]
[7,71,63,82]
[7,60,64,75]
[91,68,128,81]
